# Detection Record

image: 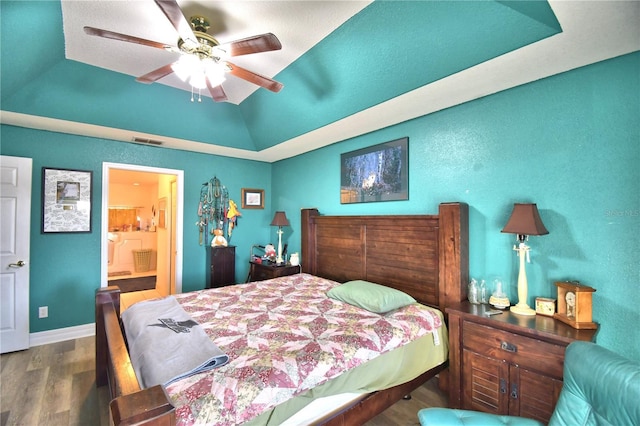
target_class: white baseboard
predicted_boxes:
[29,323,95,347]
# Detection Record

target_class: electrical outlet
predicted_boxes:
[38,306,48,318]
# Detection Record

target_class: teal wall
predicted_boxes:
[1,52,638,360]
[272,52,640,360]
[0,130,273,332]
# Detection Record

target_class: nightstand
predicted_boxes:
[246,261,301,282]
[446,301,598,424]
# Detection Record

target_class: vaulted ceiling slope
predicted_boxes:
[1,1,638,163]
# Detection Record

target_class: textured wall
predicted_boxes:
[1,52,637,360]
[0,129,273,332]
[272,52,640,359]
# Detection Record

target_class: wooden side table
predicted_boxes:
[246,261,301,282]
[446,301,598,424]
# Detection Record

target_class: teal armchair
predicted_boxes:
[419,341,640,425]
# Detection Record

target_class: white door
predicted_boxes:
[0,155,32,353]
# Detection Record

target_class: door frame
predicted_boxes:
[100,162,183,293]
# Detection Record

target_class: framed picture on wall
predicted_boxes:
[42,167,92,233]
[340,137,409,204]
[241,188,265,209]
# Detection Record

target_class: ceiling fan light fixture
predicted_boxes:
[84,1,282,103]
[171,55,226,93]
[205,63,226,88]
[171,55,198,81]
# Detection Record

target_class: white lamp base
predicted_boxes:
[276,227,284,264]
[510,241,536,316]
[510,304,536,316]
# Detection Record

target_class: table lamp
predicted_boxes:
[270,211,290,265]
[501,203,549,316]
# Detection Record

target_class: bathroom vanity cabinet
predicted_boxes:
[206,246,235,288]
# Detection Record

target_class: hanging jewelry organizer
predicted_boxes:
[197,177,229,246]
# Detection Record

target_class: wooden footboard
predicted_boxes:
[96,286,175,424]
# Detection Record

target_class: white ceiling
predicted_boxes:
[3,1,639,162]
[62,0,371,105]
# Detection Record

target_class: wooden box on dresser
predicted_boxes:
[205,245,235,288]
[446,301,598,424]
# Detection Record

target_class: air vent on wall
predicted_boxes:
[131,137,163,146]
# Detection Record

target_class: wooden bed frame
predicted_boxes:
[95,202,468,425]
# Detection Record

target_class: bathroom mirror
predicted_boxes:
[108,207,139,231]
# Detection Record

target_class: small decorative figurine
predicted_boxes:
[211,228,228,247]
[226,199,242,240]
[264,244,276,262]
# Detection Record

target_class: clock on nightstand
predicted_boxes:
[554,281,597,329]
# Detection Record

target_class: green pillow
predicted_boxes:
[327,280,416,314]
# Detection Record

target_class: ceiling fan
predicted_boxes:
[83,0,283,103]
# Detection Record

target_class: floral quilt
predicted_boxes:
[165,273,443,425]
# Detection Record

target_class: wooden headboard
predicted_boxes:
[301,202,469,313]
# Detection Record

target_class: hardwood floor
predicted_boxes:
[363,377,448,426]
[0,337,110,426]
[1,336,447,426]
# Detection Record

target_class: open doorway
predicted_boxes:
[100,163,183,307]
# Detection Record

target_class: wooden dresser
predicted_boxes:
[446,302,598,424]
[205,246,235,288]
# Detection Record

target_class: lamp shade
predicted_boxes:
[270,211,290,227]
[501,203,549,236]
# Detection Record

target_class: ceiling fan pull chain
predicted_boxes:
[190,85,195,102]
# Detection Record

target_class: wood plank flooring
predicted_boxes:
[1,336,447,425]
[0,337,110,426]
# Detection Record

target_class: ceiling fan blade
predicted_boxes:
[206,80,228,102]
[154,0,198,47]
[226,62,283,93]
[84,27,176,51]
[222,33,282,57]
[136,63,176,84]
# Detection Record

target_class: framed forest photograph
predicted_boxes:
[340,137,409,204]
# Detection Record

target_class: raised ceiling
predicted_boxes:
[1,1,638,162]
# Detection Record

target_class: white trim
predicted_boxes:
[29,323,95,347]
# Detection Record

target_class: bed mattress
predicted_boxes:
[133,273,448,425]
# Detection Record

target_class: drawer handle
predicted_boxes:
[501,341,517,353]
[511,383,519,399]
[500,378,507,394]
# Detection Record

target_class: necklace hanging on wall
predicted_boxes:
[197,177,229,246]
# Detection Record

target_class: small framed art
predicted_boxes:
[241,188,265,209]
[340,137,409,204]
[42,167,92,233]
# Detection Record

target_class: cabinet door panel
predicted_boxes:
[462,350,509,414]
[515,367,562,424]
[463,321,565,378]
[208,246,235,287]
